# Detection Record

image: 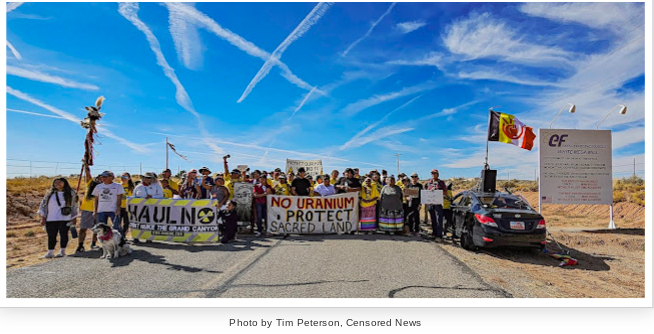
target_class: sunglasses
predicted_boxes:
[411,176,418,178]
[121,176,129,179]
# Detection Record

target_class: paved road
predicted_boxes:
[7,234,510,298]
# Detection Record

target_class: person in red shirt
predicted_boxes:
[253,174,272,237]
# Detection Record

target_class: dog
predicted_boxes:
[91,223,132,259]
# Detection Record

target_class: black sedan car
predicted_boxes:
[451,190,546,251]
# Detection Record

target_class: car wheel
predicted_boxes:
[460,224,476,251]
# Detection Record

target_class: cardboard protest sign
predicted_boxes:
[233,182,253,226]
[127,198,219,243]
[267,193,359,234]
[421,189,443,205]
[404,187,420,199]
[286,159,323,178]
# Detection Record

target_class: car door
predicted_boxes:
[451,192,468,237]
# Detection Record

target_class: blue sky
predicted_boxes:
[5,2,647,180]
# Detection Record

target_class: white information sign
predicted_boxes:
[539,129,612,205]
[420,190,443,205]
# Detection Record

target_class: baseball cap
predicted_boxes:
[278,174,287,179]
[411,172,419,177]
[100,171,114,177]
[162,168,172,173]
[188,169,198,173]
[231,169,240,174]
[431,169,439,174]
[143,172,157,179]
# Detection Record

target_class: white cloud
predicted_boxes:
[386,51,444,69]
[442,12,577,68]
[6,86,147,153]
[341,2,396,57]
[7,65,100,90]
[612,126,644,150]
[119,2,223,155]
[163,2,320,95]
[237,2,332,103]
[519,2,644,34]
[6,40,22,60]
[6,2,23,13]
[167,3,204,71]
[456,69,557,87]
[342,81,436,116]
[340,126,415,151]
[396,20,426,34]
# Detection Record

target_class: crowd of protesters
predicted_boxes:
[36,155,455,258]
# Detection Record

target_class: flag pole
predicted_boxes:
[485,108,492,170]
[166,137,169,170]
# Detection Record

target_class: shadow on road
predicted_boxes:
[469,241,613,272]
[581,228,645,236]
[108,249,223,273]
[132,238,273,253]
[279,232,435,244]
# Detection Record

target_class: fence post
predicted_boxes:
[55,163,59,176]
[140,162,142,176]
[29,161,32,177]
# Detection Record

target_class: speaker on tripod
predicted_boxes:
[480,169,497,193]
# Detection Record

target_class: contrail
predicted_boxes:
[290,86,317,119]
[237,2,332,103]
[342,2,396,57]
[7,2,24,13]
[6,40,22,60]
[7,65,100,90]
[118,2,223,154]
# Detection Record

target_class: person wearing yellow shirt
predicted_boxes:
[161,168,179,194]
[273,174,292,195]
[77,165,101,253]
[117,172,135,240]
[223,156,243,199]
[359,177,379,233]
[161,179,174,198]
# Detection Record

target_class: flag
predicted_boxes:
[487,110,536,151]
[167,142,189,161]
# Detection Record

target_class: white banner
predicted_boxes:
[127,198,219,243]
[233,182,253,226]
[420,190,443,205]
[539,129,613,204]
[267,193,359,234]
[286,158,323,178]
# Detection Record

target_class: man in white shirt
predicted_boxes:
[92,171,125,233]
[313,174,336,196]
[133,172,164,199]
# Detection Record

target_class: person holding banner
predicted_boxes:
[180,169,201,199]
[253,175,272,237]
[161,168,179,194]
[425,169,447,242]
[211,176,230,208]
[378,176,404,234]
[335,168,362,194]
[274,174,292,195]
[359,177,379,233]
[133,173,164,199]
[291,167,312,196]
[117,172,135,237]
[313,175,336,196]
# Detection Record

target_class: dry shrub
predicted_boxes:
[613,191,627,203]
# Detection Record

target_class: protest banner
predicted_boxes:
[539,129,613,204]
[267,193,359,234]
[127,198,219,243]
[233,182,253,226]
[286,158,323,178]
[404,187,420,199]
[236,165,249,172]
[421,190,443,205]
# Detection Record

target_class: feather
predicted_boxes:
[95,96,105,109]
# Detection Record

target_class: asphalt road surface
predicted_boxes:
[7,234,511,298]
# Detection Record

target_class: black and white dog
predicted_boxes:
[91,223,132,259]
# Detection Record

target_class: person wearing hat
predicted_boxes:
[198,166,215,199]
[287,171,295,184]
[353,168,362,180]
[405,172,424,237]
[291,167,312,196]
[425,169,448,242]
[133,172,164,199]
[91,171,125,234]
[273,174,292,195]
[161,168,179,194]
[180,169,201,199]
[222,156,243,199]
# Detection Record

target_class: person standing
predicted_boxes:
[133,172,164,199]
[92,171,125,234]
[253,175,272,237]
[405,173,423,237]
[313,175,336,196]
[117,172,135,239]
[161,168,179,195]
[335,168,362,194]
[381,170,388,186]
[180,169,201,199]
[211,175,230,208]
[425,169,448,242]
[37,178,79,258]
[198,167,214,199]
[77,166,100,252]
[223,156,243,200]
[359,177,379,233]
[274,174,292,195]
[378,176,404,234]
[291,167,312,196]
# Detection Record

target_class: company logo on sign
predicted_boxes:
[548,134,568,147]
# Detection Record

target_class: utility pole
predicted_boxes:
[166,137,169,170]
[634,158,636,177]
[393,153,402,177]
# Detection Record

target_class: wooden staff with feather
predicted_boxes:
[75,96,106,194]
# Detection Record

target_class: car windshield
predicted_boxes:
[479,194,532,210]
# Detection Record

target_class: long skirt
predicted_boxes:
[378,208,404,232]
[359,205,377,231]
